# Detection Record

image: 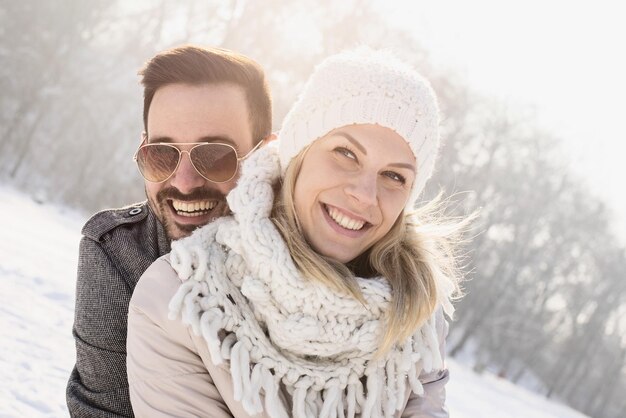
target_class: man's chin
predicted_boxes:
[167,226,195,240]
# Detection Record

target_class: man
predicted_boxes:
[66,45,273,417]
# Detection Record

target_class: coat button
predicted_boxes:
[129,207,142,216]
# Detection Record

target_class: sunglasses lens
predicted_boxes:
[191,144,238,182]
[136,145,179,182]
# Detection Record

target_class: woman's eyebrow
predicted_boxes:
[333,131,367,155]
[389,162,416,172]
[333,131,416,172]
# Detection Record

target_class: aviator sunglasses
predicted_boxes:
[133,135,263,183]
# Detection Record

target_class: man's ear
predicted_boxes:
[263,133,277,145]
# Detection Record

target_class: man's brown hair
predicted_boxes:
[139,45,272,143]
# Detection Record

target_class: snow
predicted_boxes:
[0,187,84,417]
[0,185,589,417]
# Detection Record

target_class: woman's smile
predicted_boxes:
[320,203,372,237]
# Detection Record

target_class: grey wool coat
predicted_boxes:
[66,201,170,417]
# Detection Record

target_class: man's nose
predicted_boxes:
[168,151,206,193]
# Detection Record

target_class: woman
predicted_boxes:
[127,48,465,417]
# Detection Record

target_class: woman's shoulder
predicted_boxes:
[130,254,181,319]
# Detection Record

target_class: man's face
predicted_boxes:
[144,83,254,240]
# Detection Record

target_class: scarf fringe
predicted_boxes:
[169,277,443,418]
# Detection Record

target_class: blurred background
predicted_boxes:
[1,0,624,417]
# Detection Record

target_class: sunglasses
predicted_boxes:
[133,137,263,183]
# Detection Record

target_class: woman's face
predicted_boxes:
[293,124,416,263]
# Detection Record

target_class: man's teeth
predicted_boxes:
[326,206,366,231]
[172,200,217,216]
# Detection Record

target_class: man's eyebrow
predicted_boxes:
[148,135,238,148]
[333,131,367,155]
[197,136,238,147]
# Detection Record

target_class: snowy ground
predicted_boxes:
[0,185,589,417]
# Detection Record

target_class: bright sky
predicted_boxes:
[374,0,626,242]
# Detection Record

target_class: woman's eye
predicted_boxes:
[383,171,406,184]
[335,147,357,161]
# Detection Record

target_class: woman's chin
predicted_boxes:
[310,241,358,265]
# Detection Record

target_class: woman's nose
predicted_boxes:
[345,172,378,207]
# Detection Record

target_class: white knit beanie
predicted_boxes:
[278,48,440,208]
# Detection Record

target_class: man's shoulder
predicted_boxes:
[81,201,150,242]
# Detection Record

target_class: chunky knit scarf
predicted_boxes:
[168,145,453,418]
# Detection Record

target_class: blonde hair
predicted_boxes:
[271,147,472,355]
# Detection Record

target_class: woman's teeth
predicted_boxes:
[326,205,366,230]
[172,200,217,217]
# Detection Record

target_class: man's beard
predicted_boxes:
[148,185,230,240]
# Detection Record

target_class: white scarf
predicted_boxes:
[168,145,453,418]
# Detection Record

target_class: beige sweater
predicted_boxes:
[127,255,450,417]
